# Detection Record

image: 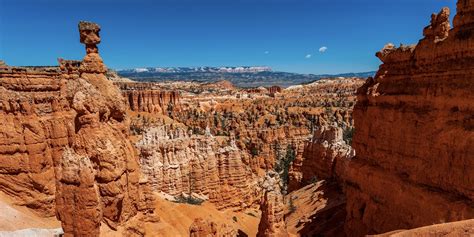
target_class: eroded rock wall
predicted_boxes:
[346,4,474,236]
[0,21,155,236]
[189,218,237,237]
[137,125,258,210]
[0,66,74,216]
[288,125,354,192]
[115,82,181,114]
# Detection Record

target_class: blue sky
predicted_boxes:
[0,0,456,74]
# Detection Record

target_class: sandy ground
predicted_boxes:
[101,194,261,236]
[150,197,260,236]
[285,181,346,236]
[0,192,60,231]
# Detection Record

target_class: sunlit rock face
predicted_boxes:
[346,3,474,236]
[288,124,354,192]
[189,217,237,237]
[115,82,181,114]
[257,172,288,237]
[0,21,156,237]
[137,125,259,210]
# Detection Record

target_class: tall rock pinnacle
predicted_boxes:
[78,21,106,73]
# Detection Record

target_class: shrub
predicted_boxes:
[309,176,319,184]
[250,146,259,156]
[289,197,297,214]
[246,212,257,217]
[343,127,355,145]
[173,195,204,205]
[275,145,296,192]
[232,216,238,222]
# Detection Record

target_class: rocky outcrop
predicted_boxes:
[257,172,288,237]
[53,21,150,237]
[189,218,237,237]
[266,86,282,95]
[124,90,180,114]
[345,3,474,236]
[115,82,181,114]
[288,125,354,191]
[375,219,474,237]
[0,21,156,236]
[137,125,258,210]
[0,66,72,216]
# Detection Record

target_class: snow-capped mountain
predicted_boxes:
[118,66,272,74]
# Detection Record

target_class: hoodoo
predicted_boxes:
[0,21,156,237]
[345,2,474,236]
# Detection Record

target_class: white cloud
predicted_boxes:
[319,46,328,53]
[305,54,312,59]
[264,51,270,54]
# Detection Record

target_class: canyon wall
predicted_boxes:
[346,3,474,236]
[116,82,181,114]
[288,125,354,192]
[0,66,72,216]
[137,125,258,210]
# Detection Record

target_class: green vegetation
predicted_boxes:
[173,195,204,205]
[250,146,260,156]
[275,145,296,192]
[309,176,319,184]
[343,127,355,145]
[289,197,297,214]
[232,216,238,222]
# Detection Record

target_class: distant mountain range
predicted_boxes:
[119,66,272,74]
[116,67,375,88]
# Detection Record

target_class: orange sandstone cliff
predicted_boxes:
[0,21,156,236]
[345,3,474,236]
[115,82,181,114]
[136,125,258,210]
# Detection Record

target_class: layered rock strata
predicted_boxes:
[346,3,474,236]
[115,82,181,114]
[257,172,288,237]
[288,125,354,191]
[0,66,70,216]
[123,90,180,114]
[137,125,258,210]
[0,21,155,236]
[174,78,363,173]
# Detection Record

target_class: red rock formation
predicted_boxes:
[115,82,181,114]
[175,78,363,174]
[0,66,71,216]
[267,86,282,96]
[257,172,288,237]
[55,21,152,237]
[345,3,474,236]
[189,218,237,237]
[137,125,258,210]
[124,90,180,114]
[288,125,354,191]
[0,21,156,236]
